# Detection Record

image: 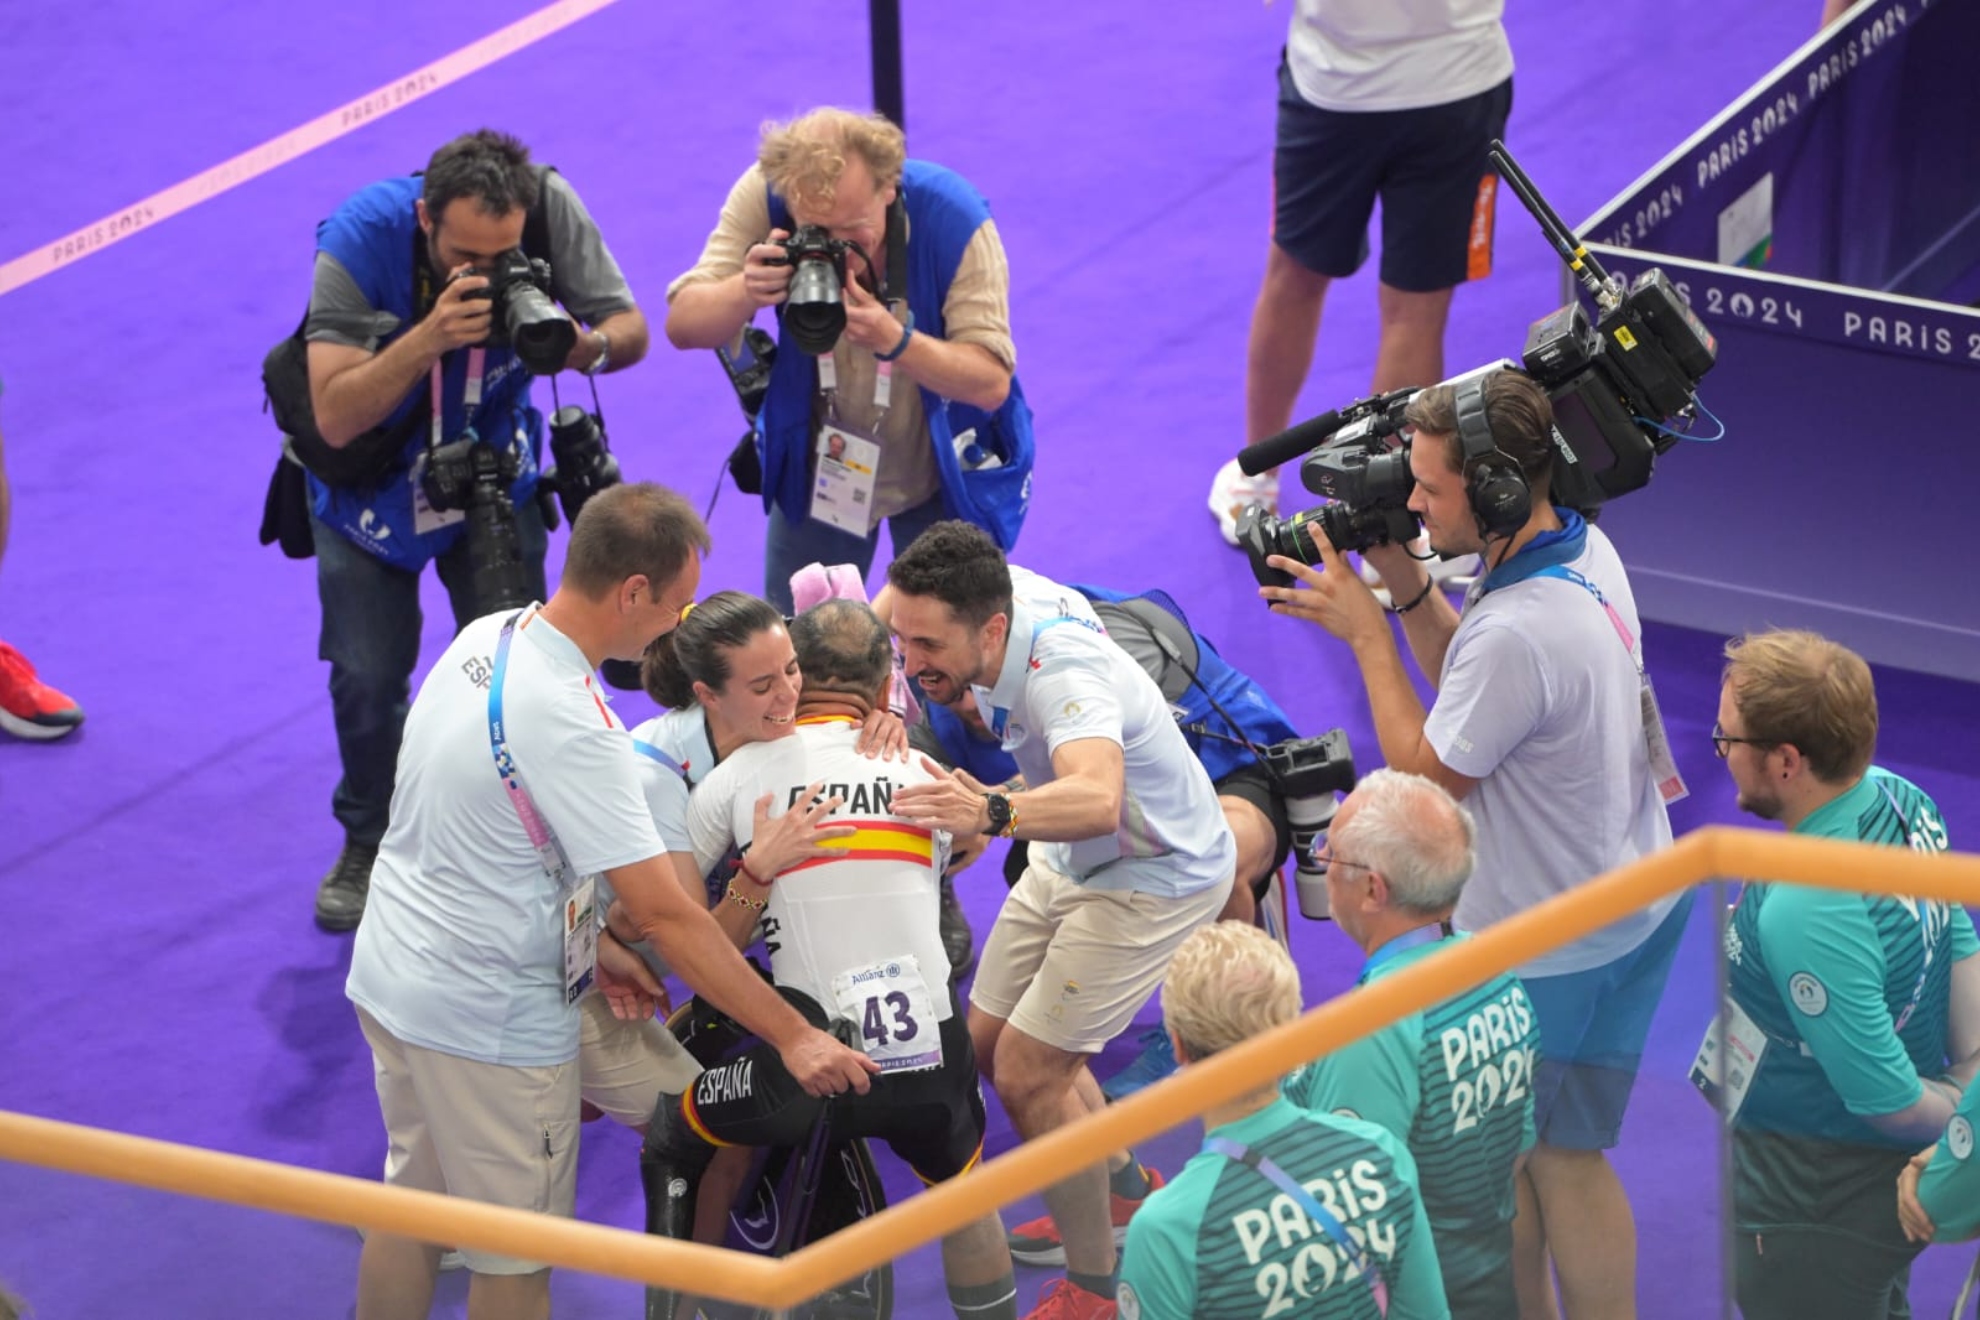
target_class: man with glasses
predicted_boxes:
[1707,627,1977,1319]
[1285,769,1537,1318]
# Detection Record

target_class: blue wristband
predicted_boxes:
[874,310,916,362]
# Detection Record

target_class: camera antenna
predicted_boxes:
[1488,140,1622,313]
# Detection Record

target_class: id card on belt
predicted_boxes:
[562,876,598,1004]
[809,424,881,536]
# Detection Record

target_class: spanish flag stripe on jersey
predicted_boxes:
[782,819,935,873]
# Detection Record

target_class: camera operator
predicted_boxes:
[345,484,875,1320]
[1284,769,1537,1319]
[1262,367,1687,1319]
[1707,629,1977,1319]
[886,522,1235,1320]
[664,107,1031,614]
[302,128,649,932]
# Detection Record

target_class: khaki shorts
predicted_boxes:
[577,990,703,1129]
[356,1006,579,1276]
[969,860,1231,1054]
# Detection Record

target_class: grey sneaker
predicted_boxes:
[314,841,378,932]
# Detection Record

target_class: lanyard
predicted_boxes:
[1876,781,1937,1034]
[1532,566,1644,677]
[986,612,1106,740]
[631,738,684,778]
[431,346,487,449]
[1203,1136,1389,1316]
[489,609,578,891]
[1359,923,1452,985]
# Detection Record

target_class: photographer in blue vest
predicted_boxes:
[665,107,1033,614]
[301,129,649,932]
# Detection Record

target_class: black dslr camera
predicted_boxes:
[463,250,575,375]
[1259,728,1357,802]
[540,405,621,526]
[769,225,866,355]
[420,439,534,617]
[1234,140,1718,590]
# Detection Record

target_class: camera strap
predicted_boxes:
[429,347,488,449]
[488,607,597,1004]
[1201,1136,1390,1316]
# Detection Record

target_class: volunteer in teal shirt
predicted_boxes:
[1283,769,1537,1317]
[1709,630,1975,1320]
[1118,921,1448,1319]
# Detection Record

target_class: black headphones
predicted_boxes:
[1455,371,1532,541]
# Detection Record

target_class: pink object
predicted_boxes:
[786,561,919,724]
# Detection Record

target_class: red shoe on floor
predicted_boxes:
[1023,1278,1117,1320]
[1007,1167,1167,1266]
[0,641,84,741]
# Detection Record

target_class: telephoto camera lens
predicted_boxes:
[462,446,535,617]
[1286,794,1339,921]
[785,255,846,355]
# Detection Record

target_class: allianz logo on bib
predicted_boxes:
[847,963,901,987]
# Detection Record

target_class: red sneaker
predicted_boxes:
[1024,1279,1117,1320]
[1007,1167,1166,1266]
[0,641,84,741]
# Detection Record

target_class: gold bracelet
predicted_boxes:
[726,884,768,912]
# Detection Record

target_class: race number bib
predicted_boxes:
[831,954,942,1073]
[1690,998,1769,1122]
[562,876,598,1005]
[809,423,881,536]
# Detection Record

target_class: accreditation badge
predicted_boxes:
[809,423,881,536]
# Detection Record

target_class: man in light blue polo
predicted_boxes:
[1284,769,1536,1318]
[888,520,1236,1320]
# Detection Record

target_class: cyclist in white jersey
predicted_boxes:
[643,598,1018,1320]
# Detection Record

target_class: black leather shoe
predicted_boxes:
[940,875,976,981]
[314,841,378,932]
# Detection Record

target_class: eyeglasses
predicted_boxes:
[1309,841,1374,878]
[1710,721,1775,760]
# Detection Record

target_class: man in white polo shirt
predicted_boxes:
[888,520,1237,1320]
[345,483,876,1320]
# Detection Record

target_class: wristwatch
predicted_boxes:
[582,330,612,376]
[983,791,1016,839]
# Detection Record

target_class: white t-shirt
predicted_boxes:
[347,608,665,1066]
[687,718,955,1024]
[1285,0,1513,112]
[1426,525,1677,977]
[974,567,1235,899]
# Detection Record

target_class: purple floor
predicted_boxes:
[5,1,1979,1315]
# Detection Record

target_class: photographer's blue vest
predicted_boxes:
[923,585,1300,786]
[760,160,1033,549]
[308,175,542,571]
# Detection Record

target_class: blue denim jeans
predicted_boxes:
[762,492,948,614]
[311,497,548,846]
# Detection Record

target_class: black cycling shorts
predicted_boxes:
[681,993,986,1185]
